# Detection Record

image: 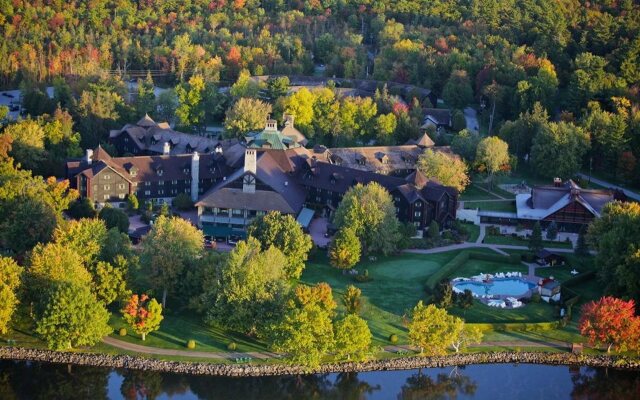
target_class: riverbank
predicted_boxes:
[1,346,639,376]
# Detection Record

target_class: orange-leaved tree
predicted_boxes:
[121,294,163,341]
[579,296,640,353]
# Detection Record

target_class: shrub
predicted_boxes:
[531,292,541,303]
[354,269,372,283]
[227,342,237,351]
[119,328,127,336]
[173,193,194,211]
[187,339,196,349]
[389,334,398,344]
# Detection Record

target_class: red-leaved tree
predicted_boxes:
[121,294,163,341]
[579,296,640,353]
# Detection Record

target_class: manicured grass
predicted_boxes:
[301,252,460,345]
[463,223,481,242]
[459,184,500,201]
[108,311,268,353]
[450,301,557,323]
[483,234,573,249]
[451,258,527,278]
[464,200,517,213]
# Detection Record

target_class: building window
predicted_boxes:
[158,190,164,195]
[145,182,151,186]
[232,209,243,216]
[414,211,422,218]
[124,137,129,143]
[103,194,110,200]
[414,221,420,227]
[144,190,151,196]
[118,183,125,190]
[158,181,164,186]
[118,193,126,199]
[157,169,163,176]
[103,184,110,190]
[171,180,178,185]
[104,174,111,180]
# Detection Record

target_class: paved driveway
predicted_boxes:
[464,107,479,133]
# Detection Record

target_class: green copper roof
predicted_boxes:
[246,128,300,150]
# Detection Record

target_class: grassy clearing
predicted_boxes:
[301,252,460,345]
[464,200,517,213]
[459,184,501,201]
[463,223,481,242]
[108,311,268,353]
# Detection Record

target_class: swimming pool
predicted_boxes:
[453,279,535,297]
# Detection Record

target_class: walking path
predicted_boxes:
[103,337,570,361]
[404,242,576,255]
[576,173,640,201]
[475,225,486,244]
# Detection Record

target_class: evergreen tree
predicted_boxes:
[546,221,558,240]
[575,228,589,257]
[529,222,543,254]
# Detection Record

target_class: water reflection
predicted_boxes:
[0,360,639,399]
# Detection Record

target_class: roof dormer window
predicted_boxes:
[156,168,163,176]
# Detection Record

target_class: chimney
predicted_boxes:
[191,152,199,202]
[244,149,257,175]
[265,118,277,131]
[163,142,170,155]
[214,143,223,154]
[86,149,93,165]
[553,177,562,187]
[284,113,294,127]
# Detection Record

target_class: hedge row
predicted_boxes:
[424,251,520,291]
[562,270,597,288]
[470,321,561,333]
[425,252,470,290]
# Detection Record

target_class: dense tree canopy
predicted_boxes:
[417,149,469,192]
[334,183,400,255]
[247,211,313,280]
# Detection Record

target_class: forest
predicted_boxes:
[0,0,639,183]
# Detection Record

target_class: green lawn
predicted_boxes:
[464,200,517,213]
[451,258,528,278]
[451,302,557,323]
[463,223,481,242]
[301,252,459,344]
[483,234,573,249]
[459,184,501,201]
[109,310,268,353]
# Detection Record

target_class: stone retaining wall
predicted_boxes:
[0,347,638,376]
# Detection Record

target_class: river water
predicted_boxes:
[1,360,639,399]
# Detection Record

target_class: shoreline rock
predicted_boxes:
[0,347,638,376]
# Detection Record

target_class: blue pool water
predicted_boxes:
[454,279,535,296]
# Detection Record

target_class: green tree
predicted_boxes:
[442,70,473,110]
[35,282,111,350]
[141,216,203,308]
[224,98,272,138]
[433,279,453,308]
[265,76,290,102]
[530,122,590,179]
[475,136,510,188]
[546,221,558,240]
[498,104,549,161]
[229,69,261,99]
[583,103,628,174]
[135,73,156,118]
[417,149,469,192]
[408,301,464,355]
[121,294,164,341]
[270,298,335,368]
[334,314,372,361]
[89,260,128,305]
[334,183,400,255]
[0,256,22,334]
[28,243,92,296]
[283,87,315,133]
[428,220,440,239]
[247,211,313,279]
[450,129,480,162]
[154,90,178,124]
[98,206,130,233]
[451,109,466,132]
[329,227,361,270]
[126,194,139,212]
[175,74,206,131]
[588,202,640,304]
[529,222,543,254]
[575,227,589,257]
[205,238,290,336]
[374,113,397,145]
[342,285,363,315]
[450,325,483,353]
[68,198,97,219]
[172,193,194,211]
[53,218,108,266]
